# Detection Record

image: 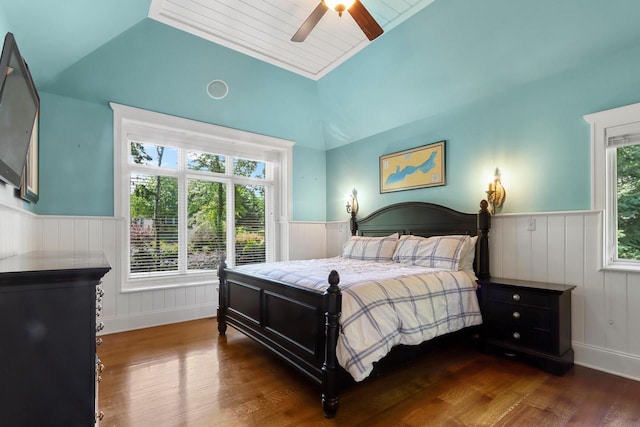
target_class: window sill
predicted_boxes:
[121,271,218,293]
[600,262,640,274]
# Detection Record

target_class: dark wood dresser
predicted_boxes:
[0,251,110,426]
[479,277,576,375]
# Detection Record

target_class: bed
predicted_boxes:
[217,200,491,418]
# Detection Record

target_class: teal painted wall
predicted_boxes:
[318,0,640,150]
[326,41,640,220]
[322,0,640,220]
[34,94,113,216]
[0,8,8,35]
[5,0,640,221]
[0,1,150,87]
[35,19,327,219]
[292,145,327,221]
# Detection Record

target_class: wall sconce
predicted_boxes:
[485,168,506,214]
[345,188,359,217]
[346,188,359,235]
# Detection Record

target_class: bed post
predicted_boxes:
[477,199,491,280]
[322,270,342,418]
[217,253,228,335]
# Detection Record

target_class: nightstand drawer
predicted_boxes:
[486,327,553,353]
[484,302,551,330]
[484,302,553,353]
[486,286,550,308]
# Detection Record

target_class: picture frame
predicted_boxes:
[20,112,39,203]
[380,140,446,193]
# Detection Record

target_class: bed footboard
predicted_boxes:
[217,258,342,418]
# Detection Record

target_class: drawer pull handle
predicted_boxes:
[512,311,520,319]
[513,332,521,340]
[512,293,521,301]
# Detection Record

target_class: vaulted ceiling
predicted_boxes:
[148,0,435,80]
[0,0,434,87]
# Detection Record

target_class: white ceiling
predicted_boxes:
[148,0,435,80]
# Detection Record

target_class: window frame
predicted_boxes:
[585,102,640,271]
[111,102,293,292]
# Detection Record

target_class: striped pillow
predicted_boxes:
[392,234,470,270]
[342,233,399,261]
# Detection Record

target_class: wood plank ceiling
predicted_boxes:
[148,0,436,80]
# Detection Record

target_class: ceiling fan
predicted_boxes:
[291,0,384,43]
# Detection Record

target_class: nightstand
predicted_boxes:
[478,277,576,375]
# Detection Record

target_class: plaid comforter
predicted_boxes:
[234,258,482,382]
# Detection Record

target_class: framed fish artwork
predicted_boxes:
[379,141,446,193]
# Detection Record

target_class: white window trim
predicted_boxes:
[584,102,640,272]
[111,102,293,292]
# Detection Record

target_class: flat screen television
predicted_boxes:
[0,32,39,189]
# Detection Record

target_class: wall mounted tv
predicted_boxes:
[0,32,39,189]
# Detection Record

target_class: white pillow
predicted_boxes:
[341,233,399,261]
[459,235,478,271]
[392,234,470,270]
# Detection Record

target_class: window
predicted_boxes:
[585,103,640,271]
[112,103,293,291]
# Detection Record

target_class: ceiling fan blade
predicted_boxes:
[291,2,328,42]
[348,0,384,41]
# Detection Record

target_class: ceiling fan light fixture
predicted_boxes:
[292,0,383,42]
[323,0,355,16]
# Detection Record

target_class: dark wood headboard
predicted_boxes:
[353,201,491,279]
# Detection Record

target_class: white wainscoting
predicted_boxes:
[288,220,351,260]
[34,215,218,335]
[288,221,328,260]
[3,203,639,381]
[491,211,640,382]
[0,200,39,259]
[326,221,351,258]
[2,215,347,335]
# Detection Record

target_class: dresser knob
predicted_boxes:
[96,337,103,346]
[512,311,520,319]
[513,332,521,340]
[95,411,105,421]
[512,293,521,301]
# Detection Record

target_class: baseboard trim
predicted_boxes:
[573,342,640,382]
[100,304,217,335]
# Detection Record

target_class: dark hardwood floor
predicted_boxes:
[99,319,640,426]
